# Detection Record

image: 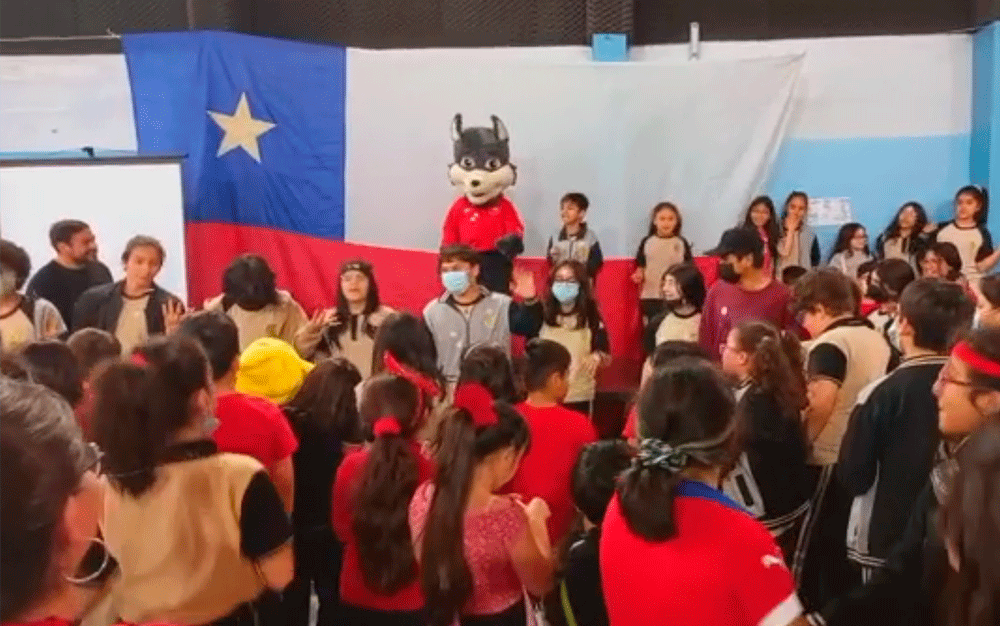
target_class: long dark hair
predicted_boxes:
[543,260,601,330]
[284,357,362,442]
[955,185,989,226]
[351,373,428,594]
[881,202,928,253]
[327,260,383,349]
[942,422,1000,626]
[371,312,444,392]
[1,378,88,622]
[921,242,964,281]
[420,397,530,626]
[734,321,807,421]
[829,222,870,261]
[221,253,279,311]
[618,358,737,540]
[647,202,682,237]
[780,191,809,222]
[662,262,706,312]
[92,336,210,497]
[743,196,780,244]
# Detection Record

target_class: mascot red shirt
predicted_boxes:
[441,114,524,294]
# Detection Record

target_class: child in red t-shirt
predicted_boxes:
[503,339,597,547]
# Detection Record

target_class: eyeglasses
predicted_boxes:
[937,372,976,389]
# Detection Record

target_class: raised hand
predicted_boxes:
[511,266,537,300]
[162,300,188,335]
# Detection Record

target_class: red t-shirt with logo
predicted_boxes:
[601,481,801,626]
[502,402,597,545]
[441,195,525,252]
[213,392,298,470]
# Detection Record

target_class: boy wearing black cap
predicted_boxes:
[699,227,794,358]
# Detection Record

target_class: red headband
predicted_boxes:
[372,416,402,437]
[383,352,441,399]
[953,341,1000,378]
[453,383,498,427]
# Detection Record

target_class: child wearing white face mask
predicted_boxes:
[0,239,65,351]
[643,263,705,357]
[539,260,610,417]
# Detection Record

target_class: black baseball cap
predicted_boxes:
[705,227,763,258]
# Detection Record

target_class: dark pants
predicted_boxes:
[336,604,425,626]
[796,465,859,611]
[211,591,283,626]
[478,250,513,295]
[283,527,341,626]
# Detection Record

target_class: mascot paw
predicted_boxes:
[496,233,524,259]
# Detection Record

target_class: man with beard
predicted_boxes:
[26,220,113,325]
[699,227,794,358]
[204,253,318,355]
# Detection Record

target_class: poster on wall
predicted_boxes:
[808,197,852,226]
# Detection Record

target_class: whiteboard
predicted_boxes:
[0,160,187,299]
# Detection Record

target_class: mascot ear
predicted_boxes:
[491,115,509,143]
[452,114,463,142]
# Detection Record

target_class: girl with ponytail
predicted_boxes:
[720,321,810,563]
[332,372,437,625]
[933,185,998,280]
[600,358,805,626]
[93,335,294,626]
[410,383,554,626]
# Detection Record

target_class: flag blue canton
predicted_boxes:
[123,31,346,240]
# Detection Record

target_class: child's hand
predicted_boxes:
[511,267,538,300]
[631,268,644,284]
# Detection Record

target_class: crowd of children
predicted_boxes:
[3,182,1000,626]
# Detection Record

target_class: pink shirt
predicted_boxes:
[409,482,527,617]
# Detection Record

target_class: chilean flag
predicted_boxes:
[123,31,717,390]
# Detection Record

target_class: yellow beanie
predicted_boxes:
[235,337,314,405]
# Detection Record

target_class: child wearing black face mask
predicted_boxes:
[699,228,795,359]
[205,253,315,355]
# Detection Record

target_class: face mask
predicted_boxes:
[441,270,470,295]
[0,269,16,297]
[551,281,579,304]
[718,262,740,284]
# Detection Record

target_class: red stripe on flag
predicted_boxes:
[185,223,718,391]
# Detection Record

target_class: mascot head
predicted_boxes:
[448,114,517,205]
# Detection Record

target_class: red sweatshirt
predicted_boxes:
[441,195,524,252]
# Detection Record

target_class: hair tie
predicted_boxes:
[637,438,690,473]
[453,383,498,427]
[372,416,402,437]
[130,353,148,367]
[383,352,441,399]
[952,341,1000,378]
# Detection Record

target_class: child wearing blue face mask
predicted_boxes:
[423,244,542,390]
[539,260,610,416]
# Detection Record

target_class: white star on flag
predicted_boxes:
[207,93,276,163]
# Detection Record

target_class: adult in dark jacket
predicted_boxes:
[810,326,1000,626]
[72,235,184,354]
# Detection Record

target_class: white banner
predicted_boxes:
[0,55,137,153]
[346,51,803,256]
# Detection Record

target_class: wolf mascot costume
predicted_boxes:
[441,114,525,294]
